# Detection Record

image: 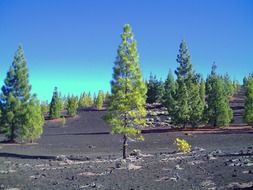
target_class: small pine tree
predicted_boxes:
[222,73,235,97]
[40,101,49,115]
[163,69,176,116]
[146,73,164,104]
[49,87,62,119]
[95,90,104,109]
[106,24,147,159]
[21,96,44,143]
[244,77,253,126]
[104,91,110,102]
[78,92,86,108]
[67,95,78,117]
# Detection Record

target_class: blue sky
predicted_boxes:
[0,0,253,101]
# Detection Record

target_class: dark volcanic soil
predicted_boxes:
[0,111,253,190]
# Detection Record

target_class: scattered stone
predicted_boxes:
[155,176,170,182]
[207,154,216,160]
[169,177,178,182]
[115,159,127,168]
[175,164,183,170]
[3,161,11,164]
[188,160,205,165]
[200,180,216,188]
[0,170,8,174]
[130,149,141,157]
[78,172,102,176]
[127,163,142,170]
[214,149,222,154]
[52,181,58,185]
[80,182,103,189]
[227,182,253,189]
[56,155,68,161]
[88,145,95,149]
[242,170,252,174]
[246,162,253,167]
[0,184,4,189]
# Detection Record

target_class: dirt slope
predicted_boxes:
[230,87,246,124]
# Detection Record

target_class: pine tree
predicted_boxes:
[163,69,176,116]
[78,91,93,108]
[67,95,78,117]
[200,78,206,103]
[205,64,232,127]
[49,87,62,119]
[20,96,44,143]
[0,45,43,142]
[175,40,192,80]
[146,73,164,104]
[173,81,190,127]
[95,90,104,109]
[106,24,147,159]
[222,73,234,97]
[40,101,49,115]
[188,81,204,127]
[244,77,253,126]
[78,92,86,108]
[172,40,204,127]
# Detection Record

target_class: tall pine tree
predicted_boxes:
[0,45,44,142]
[172,40,204,127]
[106,24,147,159]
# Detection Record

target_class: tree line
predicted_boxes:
[0,45,109,143]
[1,24,252,160]
[42,88,109,119]
[146,41,240,128]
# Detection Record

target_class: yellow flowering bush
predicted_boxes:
[175,138,191,153]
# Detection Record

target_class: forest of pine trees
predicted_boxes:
[0,24,250,148]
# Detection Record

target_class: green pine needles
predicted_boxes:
[106,24,147,159]
[205,63,233,127]
[67,95,78,117]
[244,77,253,126]
[0,45,44,143]
[49,87,63,119]
[169,40,205,128]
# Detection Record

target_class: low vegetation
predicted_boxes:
[175,138,191,153]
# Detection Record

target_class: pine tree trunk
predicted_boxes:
[123,134,128,159]
[10,124,15,142]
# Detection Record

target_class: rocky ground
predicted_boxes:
[0,87,253,189]
[0,110,253,190]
